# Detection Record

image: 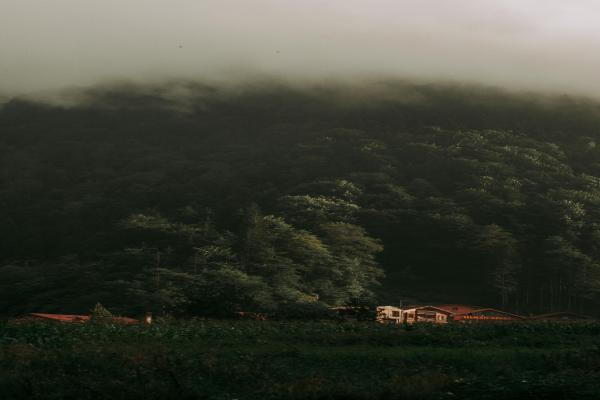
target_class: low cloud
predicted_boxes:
[1,0,600,98]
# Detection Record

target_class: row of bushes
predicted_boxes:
[2,319,600,399]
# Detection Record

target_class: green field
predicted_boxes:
[1,320,600,399]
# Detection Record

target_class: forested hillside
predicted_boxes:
[2,82,600,316]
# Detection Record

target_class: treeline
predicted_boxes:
[1,81,600,316]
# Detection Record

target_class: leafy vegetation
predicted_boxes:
[2,319,600,399]
[2,82,600,315]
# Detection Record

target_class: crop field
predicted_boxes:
[1,320,600,399]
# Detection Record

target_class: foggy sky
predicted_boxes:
[1,0,600,98]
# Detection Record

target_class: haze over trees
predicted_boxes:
[1,82,600,316]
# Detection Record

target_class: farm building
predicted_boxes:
[435,304,479,315]
[376,304,527,324]
[376,306,452,324]
[434,304,524,323]
[376,306,403,324]
[452,308,524,322]
[403,306,453,324]
[25,313,90,323]
[14,313,140,325]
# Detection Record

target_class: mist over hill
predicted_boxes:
[3,1,600,99]
[2,81,600,316]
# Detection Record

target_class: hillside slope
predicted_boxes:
[1,82,600,315]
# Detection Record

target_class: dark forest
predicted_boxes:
[2,82,600,317]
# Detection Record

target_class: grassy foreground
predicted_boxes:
[1,320,600,399]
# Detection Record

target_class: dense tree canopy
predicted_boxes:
[2,82,600,316]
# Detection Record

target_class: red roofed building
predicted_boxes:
[432,305,524,322]
[18,313,139,325]
[452,308,524,322]
[28,313,90,323]
[403,306,454,324]
[435,304,480,315]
